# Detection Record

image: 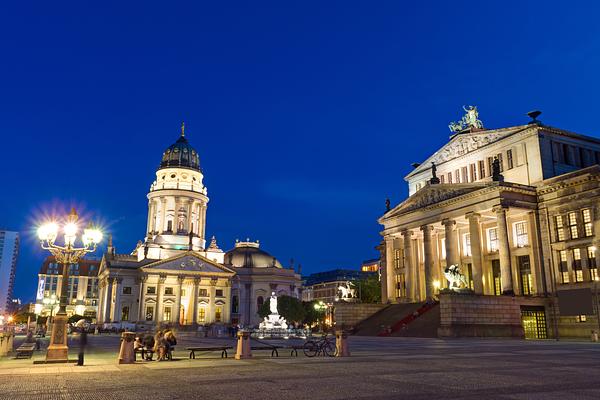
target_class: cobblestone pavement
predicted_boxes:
[2,335,600,399]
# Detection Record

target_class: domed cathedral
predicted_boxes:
[97,124,302,329]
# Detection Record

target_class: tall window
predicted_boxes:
[394,249,402,269]
[396,273,406,298]
[257,296,264,309]
[469,163,476,182]
[215,307,222,323]
[496,153,504,172]
[568,212,579,239]
[198,307,206,323]
[488,228,499,252]
[518,256,532,295]
[515,222,529,247]
[455,169,460,183]
[447,172,452,183]
[487,157,494,176]
[492,260,502,295]
[582,209,593,237]
[507,149,514,169]
[573,248,583,282]
[145,306,154,321]
[555,215,565,241]
[588,246,598,281]
[440,175,445,184]
[121,306,130,321]
[559,250,569,283]
[164,306,172,322]
[232,295,239,314]
[463,234,472,257]
[461,166,468,183]
[478,160,486,179]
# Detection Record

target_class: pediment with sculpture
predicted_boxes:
[388,184,486,217]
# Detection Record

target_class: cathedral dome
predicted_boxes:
[224,240,283,269]
[159,124,201,171]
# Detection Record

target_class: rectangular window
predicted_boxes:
[447,172,452,184]
[145,306,154,321]
[469,163,476,182]
[588,246,598,281]
[216,289,224,297]
[478,160,486,179]
[515,222,529,247]
[461,166,468,183]
[559,250,569,283]
[199,288,208,297]
[507,149,514,169]
[582,209,593,237]
[492,260,502,296]
[215,307,222,322]
[394,249,402,269]
[518,256,532,295]
[121,306,130,321]
[488,228,499,252]
[163,306,172,322]
[487,157,494,177]
[164,287,174,295]
[555,215,565,241]
[573,248,583,282]
[455,169,460,183]
[198,307,206,323]
[568,212,579,239]
[463,234,472,257]
[122,286,132,295]
[147,286,156,294]
[496,153,504,172]
[396,273,406,298]
[440,175,445,184]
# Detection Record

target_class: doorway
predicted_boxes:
[521,307,547,339]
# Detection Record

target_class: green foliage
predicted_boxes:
[354,275,381,303]
[303,301,324,325]
[257,295,306,324]
[13,311,36,324]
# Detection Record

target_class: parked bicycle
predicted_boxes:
[303,334,337,357]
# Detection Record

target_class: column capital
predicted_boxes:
[492,204,509,214]
[400,229,413,237]
[158,274,167,284]
[210,278,218,286]
[465,212,481,220]
[441,218,456,228]
[177,275,185,285]
[141,274,148,283]
[420,225,434,233]
[193,277,201,286]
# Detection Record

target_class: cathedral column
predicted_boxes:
[421,225,435,300]
[191,278,200,326]
[401,229,414,301]
[383,236,395,303]
[159,197,167,233]
[175,276,184,325]
[104,278,113,323]
[156,275,166,323]
[185,200,193,233]
[494,205,514,295]
[442,219,459,267]
[200,204,207,241]
[138,275,148,321]
[209,279,217,323]
[112,278,122,321]
[466,212,484,294]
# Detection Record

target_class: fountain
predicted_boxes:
[259,292,288,330]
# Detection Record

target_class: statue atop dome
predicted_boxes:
[449,105,484,133]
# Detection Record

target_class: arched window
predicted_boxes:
[257,296,264,310]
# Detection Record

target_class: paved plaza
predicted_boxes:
[0,335,600,399]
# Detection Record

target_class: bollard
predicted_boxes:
[234,330,252,359]
[335,330,350,357]
[118,332,136,364]
[592,330,599,343]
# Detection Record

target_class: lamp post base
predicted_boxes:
[46,314,69,362]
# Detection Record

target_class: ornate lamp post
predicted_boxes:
[37,208,102,362]
[42,294,58,332]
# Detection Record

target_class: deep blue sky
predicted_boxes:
[3,1,600,302]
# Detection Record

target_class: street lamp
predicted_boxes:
[37,208,102,362]
[42,294,58,332]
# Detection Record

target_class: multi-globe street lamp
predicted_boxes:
[42,294,58,332]
[37,208,102,362]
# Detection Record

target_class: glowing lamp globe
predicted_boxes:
[37,222,59,242]
[83,228,103,246]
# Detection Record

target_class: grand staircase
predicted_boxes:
[352,302,440,337]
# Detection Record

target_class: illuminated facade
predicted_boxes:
[97,126,301,328]
[35,256,100,319]
[380,110,600,338]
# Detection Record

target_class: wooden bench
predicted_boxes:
[15,343,36,359]
[187,346,232,359]
[251,345,281,357]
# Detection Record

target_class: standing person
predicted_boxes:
[77,329,88,366]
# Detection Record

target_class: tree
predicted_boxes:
[257,295,306,324]
[302,301,325,326]
[355,275,381,303]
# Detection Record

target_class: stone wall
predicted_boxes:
[438,292,525,338]
[334,303,386,328]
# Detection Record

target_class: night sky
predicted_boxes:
[3,1,600,302]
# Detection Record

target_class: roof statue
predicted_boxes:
[429,162,440,184]
[181,121,185,137]
[449,105,484,133]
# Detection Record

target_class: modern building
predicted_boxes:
[97,125,301,328]
[380,107,600,338]
[361,259,380,274]
[302,269,365,303]
[0,230,19,316]
[34,256,100,320]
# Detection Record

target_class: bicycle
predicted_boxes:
[303,334,337,357]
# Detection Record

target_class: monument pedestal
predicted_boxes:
[46,314,69,362]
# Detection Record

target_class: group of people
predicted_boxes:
[134,329,177,361]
